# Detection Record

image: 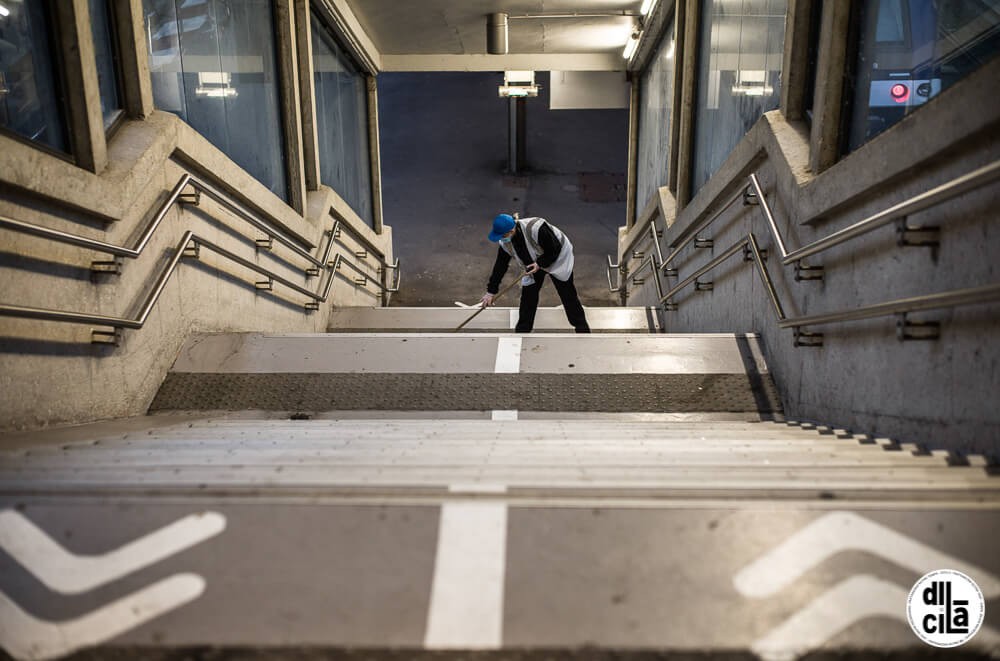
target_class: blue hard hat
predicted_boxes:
[488,214,516,242]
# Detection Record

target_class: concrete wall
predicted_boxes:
[620,58,1000,455]
[0,112,392,432]
[0,0,392,432]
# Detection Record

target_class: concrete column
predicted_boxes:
[780,0,815,121]
[668,0,687,193]
[367,75,385,234]
[54,0,108,173]
[674,0,701,208]
[507,97,526,174]
[809,1,852,174]
[625,77,640,229]
[274,0,308,215]
[293,0,321,192]
[113,0,155,119]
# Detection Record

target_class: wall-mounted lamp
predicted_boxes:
[499,70,539,97]
[622,30,640,60]
[731,70,773,96]
[195,72,238,98]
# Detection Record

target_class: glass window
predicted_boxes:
[802,0,823,124]
[0,1,70,153]
[89,0,123,129]
[847,0,1000,152]
[636,18,676,212]
[311,14,373,227]
[143,0,288,201]
[692,0,787,195]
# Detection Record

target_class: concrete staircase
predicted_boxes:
[0,307,998,660]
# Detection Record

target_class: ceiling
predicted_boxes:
[345,0,644,71]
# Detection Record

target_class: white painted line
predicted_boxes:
[509,309,518,329]
[424,501,507,649]
[751,575,1000,661]
[751,575,902,661]
[733,511,1000,599]
[0,510,226,595]
[494,337,521,373]
[491,337,521,421]
[448,484,508,494]
[0,573,205,661]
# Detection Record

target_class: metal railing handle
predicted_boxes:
[605,254,622,292]
[386,258,402,293]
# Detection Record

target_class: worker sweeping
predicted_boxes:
[480,213,591,333]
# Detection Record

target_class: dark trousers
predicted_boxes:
[516,272,591,333]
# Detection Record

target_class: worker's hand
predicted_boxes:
[480,293,495,308]
[525,263,540,274]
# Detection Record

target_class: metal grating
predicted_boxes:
[151,373,783,413]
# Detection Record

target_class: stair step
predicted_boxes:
[327,306,661,332]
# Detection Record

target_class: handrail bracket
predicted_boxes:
[794,261,824,281]
[895,217,941,248]
[92,327,123,346]
[178,189,201,206]
[896,313,940,341]
[91,256,123,276]
[793,328,824,347]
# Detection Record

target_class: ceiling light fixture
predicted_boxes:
[499,70,539,97]
[486,9,640,55]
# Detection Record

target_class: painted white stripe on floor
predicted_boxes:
[424,501,507,649]
[733,511,1000,599]
[0,510,226,595]
[751,575,1000,661]
[448,484,508,494]
[491,410,518,420]
[494,337,522,373]
[0,573,205,661]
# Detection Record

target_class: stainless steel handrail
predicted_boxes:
[328,215,401,299]
[0,231,341,337]
[764,159,1000,265]
[0,174,331,272]
[617,159,1000,302]
[0,171,402,338]
[777,283,1000,329]
[657,231,1000,340]
[0,176,192,259]
[660,184,745,271]
[660,240,745,303]
[630,255,664,303]
[606,215,664,295]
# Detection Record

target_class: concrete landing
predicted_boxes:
[149,333,779,414]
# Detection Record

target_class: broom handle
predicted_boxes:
[454,273,525,331]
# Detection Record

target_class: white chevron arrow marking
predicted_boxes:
[0,510,225,594]
[733,511,1000,599]
[0,573,205,661]
[751,575,1000,661]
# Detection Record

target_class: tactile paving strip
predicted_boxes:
[151,373,782,413]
